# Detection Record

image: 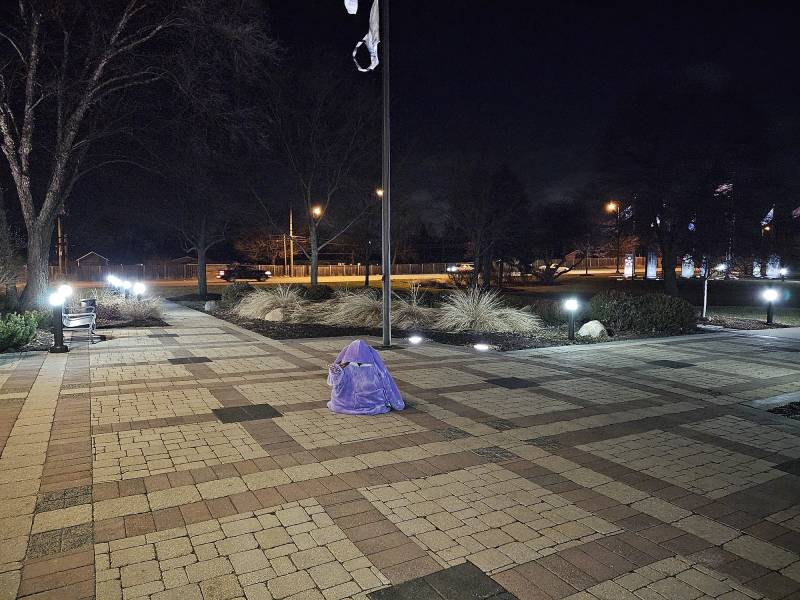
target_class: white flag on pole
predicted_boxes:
[344,0,380,71]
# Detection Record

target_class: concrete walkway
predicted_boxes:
[1,302,799,600]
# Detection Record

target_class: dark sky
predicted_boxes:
[271,0,799,202]
[63,0,799,261]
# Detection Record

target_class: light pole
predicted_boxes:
[606,201,621,274]
[49,286,72,353]
[763,288,779,325]
[564,297,579,340]
[380,0,392,348]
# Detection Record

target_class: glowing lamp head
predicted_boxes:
[48,293,65,307]
[132,282,146,295]
[264,271,272,276]
[107,275,121,286]
[57,284,73,298]
[780,267,788,276]
[408,335,423,345]
[714,263,727,272]
[376,188,384,198]
[311,206,323,218]
[606,201,618,213]
[121,280,132,290]
[474,343,491,352]
[564,298,579,312]
[763,288,779,303]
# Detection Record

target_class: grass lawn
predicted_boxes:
[705,305,800,326]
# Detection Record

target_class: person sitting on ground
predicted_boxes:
[327,339,404,416]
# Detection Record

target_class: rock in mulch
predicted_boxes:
[577,320,608,339]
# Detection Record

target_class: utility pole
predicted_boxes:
[282,234,288,274]
[288,206,294,278]
[380,0,392,347]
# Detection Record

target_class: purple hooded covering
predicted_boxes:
[327,340,404,415]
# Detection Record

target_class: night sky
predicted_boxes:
[63,0,799,261]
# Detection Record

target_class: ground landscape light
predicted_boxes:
[474,343,491,351]
[408,335,423,345]
[564,298,579,312]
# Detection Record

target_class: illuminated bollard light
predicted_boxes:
[763,288,779,325]
[48,291,70,353]
[564,297,579,341]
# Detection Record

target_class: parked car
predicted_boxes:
[216,265,272,282]
[445,262,474,273]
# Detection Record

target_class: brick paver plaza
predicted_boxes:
[1,302,799,600]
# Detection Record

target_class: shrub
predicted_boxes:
[0,312,38,351]
[321,288,382,327]
[435,287,542,333]
[587,291,696,334]
[220,282,255,308]
[234,286,305,321]
[527,299,570,326]
[298,285,334,302]
[71,288,163,323]
[393,283,437,329]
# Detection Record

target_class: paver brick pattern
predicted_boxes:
[3,303,800,600]
[93,421,268,482]
[578,430,782,498]
[273,409,426,449]
[361,464,619,573]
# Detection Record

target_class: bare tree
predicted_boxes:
[267,62,377,286]
[0,1,175,307]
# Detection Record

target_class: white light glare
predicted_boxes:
[780,267,788,276]
[763,288,779,303]
[564,298,579,312]
[57,284,73,298]
[48,293,65,307]
[714,263,727,272]
[122,280,132,290]
[107,275,121,286]
[132,282,146,295]
[408,335,423,345]
[474,343,491,352]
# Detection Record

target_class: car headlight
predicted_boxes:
[265,271,272,276]
[219,270,225,275]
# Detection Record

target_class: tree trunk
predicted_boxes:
[662,252,678,296]
[5,284,19,310]
[20,225,52,309]
[197,247,208,297]
[309,223,319,287]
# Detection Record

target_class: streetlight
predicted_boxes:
[311,205,323,219]
[763,288,779,325]
[606,201,621,274]
[375,188,384,198]
[48,292,69,353]
[564,297,579,340]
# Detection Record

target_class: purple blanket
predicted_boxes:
[327,340,404,415]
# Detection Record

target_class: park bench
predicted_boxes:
[63,299,98,343]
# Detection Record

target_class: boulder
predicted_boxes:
[577,320,607,339]
[264,308,284,321]
[204,300,218,312]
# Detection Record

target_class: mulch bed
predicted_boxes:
[216,310,652,351]
[15,329,54,352]
[701,316,791,330]
[768,402,800,420]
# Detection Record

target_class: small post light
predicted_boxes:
[57,284,73,298]
[132,282,146,296]
[48,292,69,353]
[763,288,779,325]
[408,335,423,345]
[107,275,120,287]
[780,267,788,282]
[121,280,132,298]
[564,297,579,340]
[474,343,491,352]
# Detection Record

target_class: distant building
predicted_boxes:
[75,251,110,268]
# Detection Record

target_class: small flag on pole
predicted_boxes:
[761,207,774,226]
[344,0,380,71]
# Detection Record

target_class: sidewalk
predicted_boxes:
[0,302,799,599]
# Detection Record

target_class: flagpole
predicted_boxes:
[381,0,392,347]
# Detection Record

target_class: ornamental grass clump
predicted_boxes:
[435,287,542,333]
[392,283,437,329]
[234,286,306,321]
[73,288,162,323]
[321,288,382,327]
